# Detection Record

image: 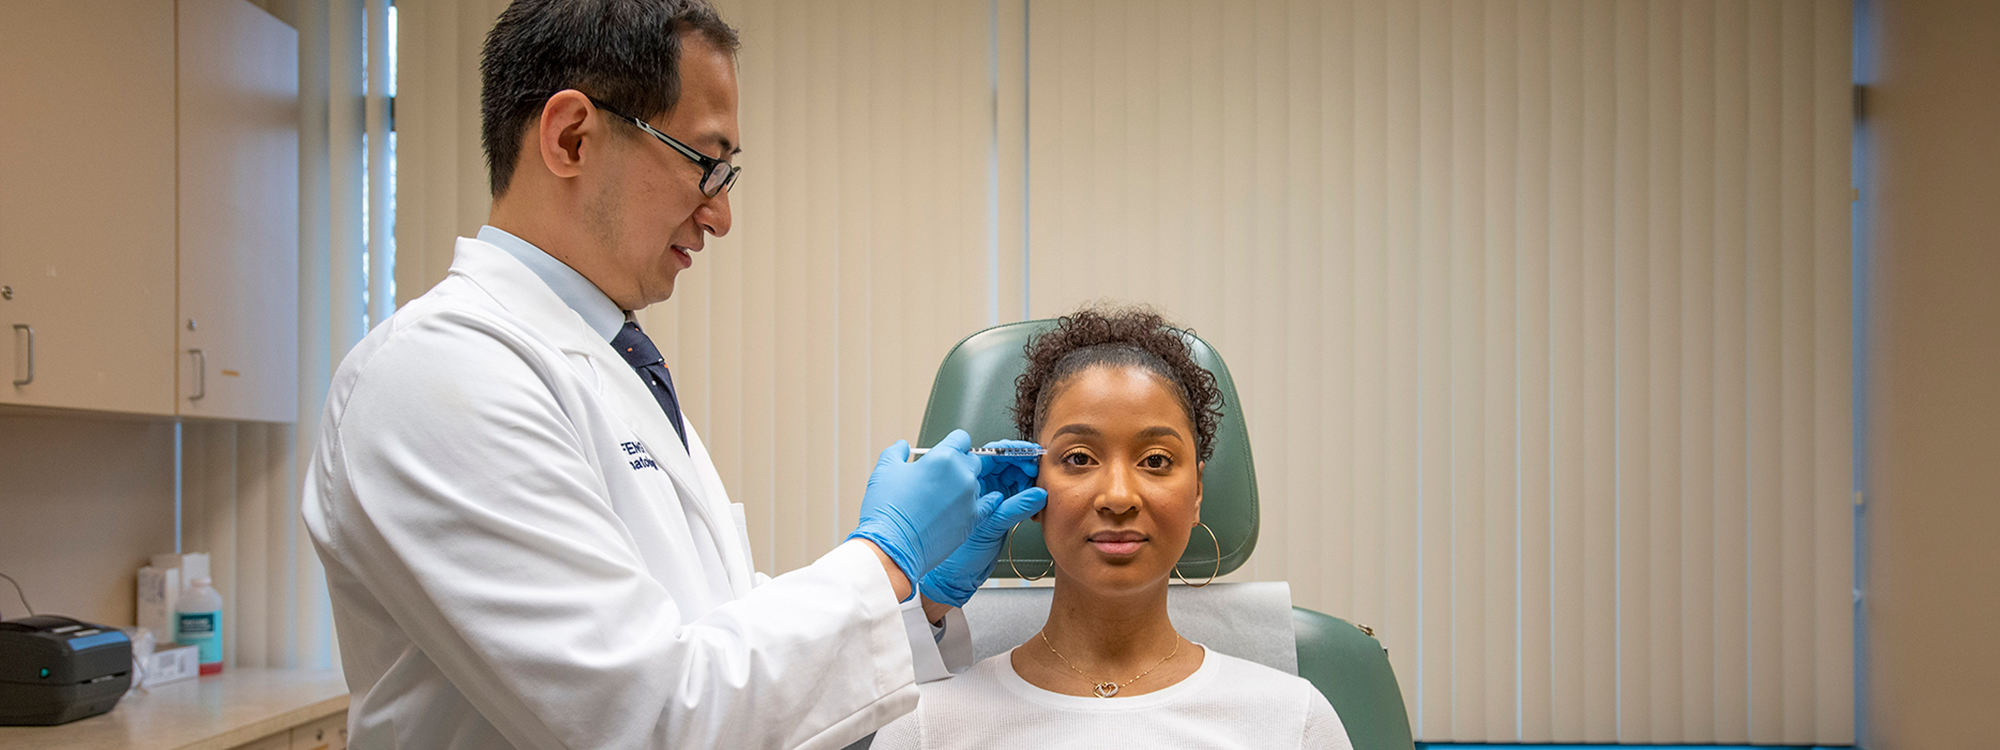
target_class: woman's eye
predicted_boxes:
[1062,451,1094,467]
[1141,454,1173,470]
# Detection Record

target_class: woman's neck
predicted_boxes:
[1041,577,1178,661]
[1011,576,1202,697]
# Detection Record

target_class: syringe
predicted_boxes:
[907,445,1046,459]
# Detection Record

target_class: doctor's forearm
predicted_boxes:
[920,597,952,626]
[866,544,951,623]
[862,540,914,602]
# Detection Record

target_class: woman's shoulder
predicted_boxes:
[1198,648,1318,695]
[911,652,1022,711]
[870,653,1025,750]
[1196,649,1354,748]
[936,652,1017,693]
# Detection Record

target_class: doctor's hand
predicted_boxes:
[977,439,1042,499]
[919,485,1049,608]
[848,430,983,600]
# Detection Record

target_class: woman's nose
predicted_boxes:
[1094,465,1141,515]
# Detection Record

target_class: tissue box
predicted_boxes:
[136,566,180,642]
[144,644,200,687]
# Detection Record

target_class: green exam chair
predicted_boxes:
[914,320,1415,750]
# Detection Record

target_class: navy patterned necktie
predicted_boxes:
[611,321,689,451]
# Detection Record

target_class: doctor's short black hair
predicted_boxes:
[480,0,739,196]
[1012,306,1224,463]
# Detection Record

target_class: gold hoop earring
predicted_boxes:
[1005,521,1053,581]
[1174,522,1220,588]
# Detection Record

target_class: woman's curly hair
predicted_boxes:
[1012,306,1225,462]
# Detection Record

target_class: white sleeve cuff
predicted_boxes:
[898,587,975,683]
[899,593,949,683]
[935,606,973,674]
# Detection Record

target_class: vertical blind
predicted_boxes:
[394,0,507,301]
[180,423,303,668]
[393,0,1003,572]
[392,0,1855,744]
[396,0,1009,575]
[195,0,385,672]
[1021,0,1853,744]
[641,0,1006,574]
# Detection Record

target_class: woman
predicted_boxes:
[873,307,1351,749]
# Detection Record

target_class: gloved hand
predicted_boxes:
[977,439,1042,499]
[847,429,983,596]
[919,485,1049,607]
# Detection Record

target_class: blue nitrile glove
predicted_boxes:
[977,439,1042,499]
[848,429,984,596]
[919,485,1049,607]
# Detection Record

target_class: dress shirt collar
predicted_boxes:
[476,225,627,342]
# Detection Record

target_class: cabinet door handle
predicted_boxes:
[11,324,31,386]
[187,348,205,400]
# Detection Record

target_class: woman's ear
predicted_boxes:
[1193,460,1205,514]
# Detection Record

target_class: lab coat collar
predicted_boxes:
[445,237,752,596]
[474,225,627,342]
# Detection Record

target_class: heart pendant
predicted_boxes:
[1093,682,1119,698]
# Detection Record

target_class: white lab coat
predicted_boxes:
[301,237,963,750]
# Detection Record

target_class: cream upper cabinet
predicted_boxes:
[0,0,180,416]
[0,0,299,422]
[176,0,299,423]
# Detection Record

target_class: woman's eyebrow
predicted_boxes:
[1051,424,1100,439]
[1137,426,1184,442]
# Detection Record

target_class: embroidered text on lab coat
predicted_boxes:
[620,440,662,472]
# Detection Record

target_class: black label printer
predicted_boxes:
[0,615,133,725]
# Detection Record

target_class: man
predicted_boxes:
[299,1,1045,747]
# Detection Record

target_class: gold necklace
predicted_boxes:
[1038,630,1182,698]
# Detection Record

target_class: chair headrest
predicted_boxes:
[915,319,1259,578]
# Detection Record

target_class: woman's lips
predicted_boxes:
[1088,531,1147,556]
[1091,540,1144,555]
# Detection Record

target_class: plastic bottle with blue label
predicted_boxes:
[176,577,224,675]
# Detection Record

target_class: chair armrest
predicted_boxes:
[1293,606,1415,750]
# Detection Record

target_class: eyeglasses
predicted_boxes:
[588,97,740,197]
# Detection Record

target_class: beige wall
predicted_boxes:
[247,0,296,28]
[0,413,176,626]
[1863,0,2000,747]
[0,408,315,668]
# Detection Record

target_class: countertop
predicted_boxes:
[0,669,348,750]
